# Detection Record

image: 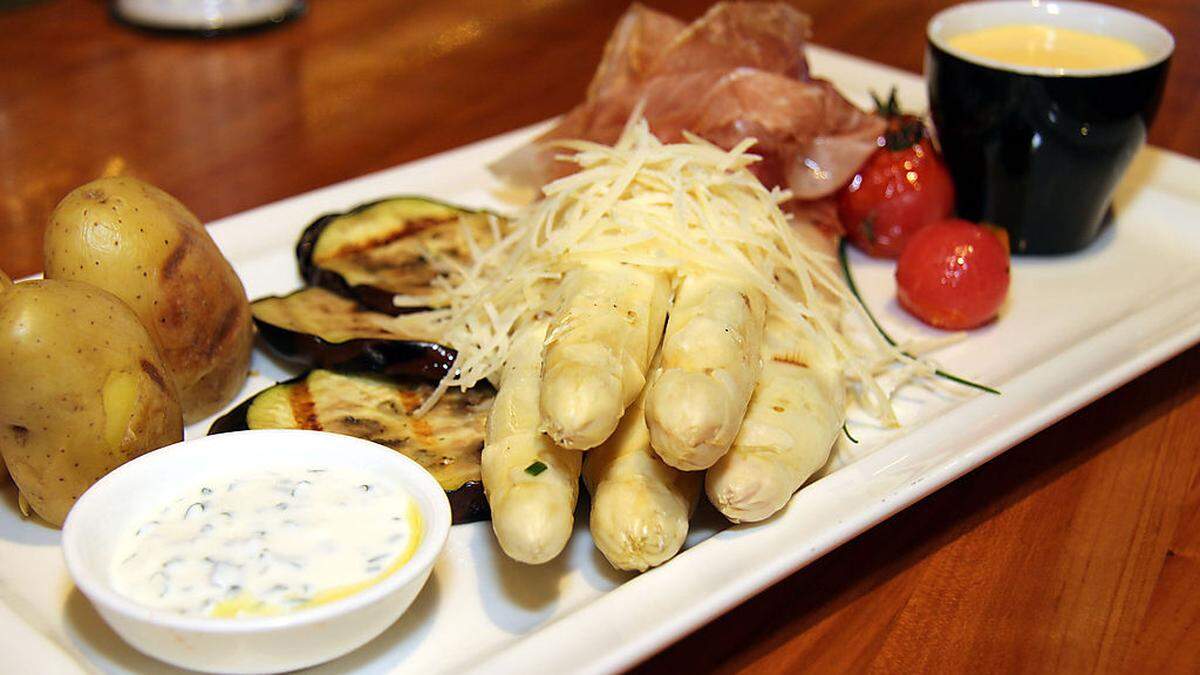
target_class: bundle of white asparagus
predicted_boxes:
[397,118,918,571]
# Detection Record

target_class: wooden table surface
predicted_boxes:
[2,1,1197,672]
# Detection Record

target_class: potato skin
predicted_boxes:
[0,280,183,527]
[44,177,253,423]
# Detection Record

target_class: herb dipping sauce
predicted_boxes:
[110,467,422,618]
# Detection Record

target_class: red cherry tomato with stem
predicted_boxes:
[838,89,955,258]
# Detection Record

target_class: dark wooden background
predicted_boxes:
[1,1,1197,672]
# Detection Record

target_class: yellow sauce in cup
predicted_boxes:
[947,24,1145,71]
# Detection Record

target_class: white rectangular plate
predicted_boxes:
[3,46,1199,675]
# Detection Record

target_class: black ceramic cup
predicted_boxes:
[926,1,1173,255]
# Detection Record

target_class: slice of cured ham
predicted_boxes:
[490,2,884,213]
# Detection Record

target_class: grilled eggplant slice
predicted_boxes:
[297,196,502,315]
[209,369,493,523]
[252,287,454,380]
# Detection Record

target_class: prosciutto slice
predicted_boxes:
[490,2,884,209]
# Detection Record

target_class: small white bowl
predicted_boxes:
[62,429,451,674]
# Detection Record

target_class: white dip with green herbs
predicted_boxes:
[110,466,422,618]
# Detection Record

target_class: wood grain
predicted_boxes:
[0,1,1197,673]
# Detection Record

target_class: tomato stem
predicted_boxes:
[838,238,1001,396]
[870,87,901,118]
[869,86,925,151]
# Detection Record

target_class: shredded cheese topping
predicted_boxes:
[395,117,931,422]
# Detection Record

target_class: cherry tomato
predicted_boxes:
[838,90,955,258]
[896,219,1010,330]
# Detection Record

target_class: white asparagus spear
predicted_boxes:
[584,391,701,572]
[539,260,670,450]
[704,314,845,523]
[644,274,766,470]
[482,320,583,564]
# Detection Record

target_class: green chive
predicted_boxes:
[842,422,859,444]
[839,238,899,347]
[838,238,1000,396]
[525,460,548,476]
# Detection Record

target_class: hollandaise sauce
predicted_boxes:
[947,24,1146,71]
[111,467,422,618]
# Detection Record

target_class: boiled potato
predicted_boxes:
[0,279,183,527]
[44,177,253,423]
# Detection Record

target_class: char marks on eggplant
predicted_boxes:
[209,370,494,524]
[296,196,503,315]
[252,286,454,380]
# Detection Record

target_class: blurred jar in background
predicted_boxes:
[114,0,304,34]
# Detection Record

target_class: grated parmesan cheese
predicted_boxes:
[394,117,933,422]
